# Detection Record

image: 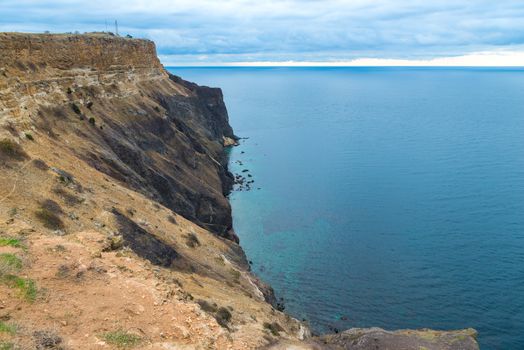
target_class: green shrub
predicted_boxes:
[0,238,24,249]
[58,175,71,184]
[196,299,217,313]
[0,139,27,161]
[0,321,16,335]
[215,307,232,328]
[33,330,63,349]
[263,322,284,336]
[71,103,81,115]
[229,268,241,282]
[1,275,37,302]
[185,233,200,248]
[214,256,225,266]
[35,208,63,230]
[35,200,64,230]
[0,253,23,272]
[102,330,141,348]
[55,264,70,278]
[88,117,96,125]
[32,159,49,171]
[40,199,63,214]
[0,342,14,350]
[24,133,34,141]
[52,187,84,206]
[196,301,232,328]
[54,244,67,253]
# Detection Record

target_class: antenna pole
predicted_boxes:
[115,20,119,36]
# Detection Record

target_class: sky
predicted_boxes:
[1,0,524,66]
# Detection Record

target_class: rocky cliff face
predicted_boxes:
[0,33,479,350]
[1,32,238,241]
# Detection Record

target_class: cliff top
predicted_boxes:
[0,32,151,44]
[0,32,162,72]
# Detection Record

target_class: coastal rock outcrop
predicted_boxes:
[266,328,479,350]
[316,327,479,350]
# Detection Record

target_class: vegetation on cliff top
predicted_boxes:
[101,330,142,348]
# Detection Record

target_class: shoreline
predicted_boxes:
[223,136,481,350]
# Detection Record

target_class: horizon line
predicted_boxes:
[160,50,524,67]
[166,65,524,68]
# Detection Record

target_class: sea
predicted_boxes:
[167,67,524,349]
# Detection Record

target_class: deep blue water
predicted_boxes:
[168,67,524,349]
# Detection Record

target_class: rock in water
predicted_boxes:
[315,327,479,350]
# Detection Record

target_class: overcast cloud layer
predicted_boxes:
[1,0,524,65]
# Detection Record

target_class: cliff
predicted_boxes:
[1,32,237,241]
[0,33,478,350]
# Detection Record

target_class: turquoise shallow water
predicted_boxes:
[168,67,524,349]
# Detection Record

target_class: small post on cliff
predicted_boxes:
[115,20,119,36]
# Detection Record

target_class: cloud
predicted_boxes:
[203,51,524,67]
[1,0,524,65]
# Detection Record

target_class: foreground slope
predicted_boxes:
[0,33,478,350]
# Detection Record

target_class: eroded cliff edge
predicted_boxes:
[0,33,478,350]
